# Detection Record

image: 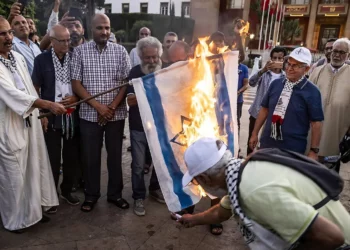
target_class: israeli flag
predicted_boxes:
[132,51,239,212]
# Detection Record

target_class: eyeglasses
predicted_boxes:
[285,62,306,70]
[140,33,149,36]
[332,50,348,56]
[51,37,71,44]
[0,30,14,37]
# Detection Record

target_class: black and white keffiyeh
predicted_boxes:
[271,76,305,140]
[0,52,18,73]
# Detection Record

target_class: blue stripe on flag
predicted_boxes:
[217,58,235,154]
[142,73,193,209]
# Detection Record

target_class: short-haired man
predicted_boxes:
[247,46,287,155]
[11,15,41,75]
[249,47,324,161]
[0,17,66,232]
[161,31,178,67]
[178,137,350,249]
[32,25,81,213]
[127,36,166,216]
[26,17,37,42]
[309,38,350,172]
[208,31,225,54]
[309,38,336,74]
[168,40,190,63]
[71,14,131,212]
[129,27,151,67]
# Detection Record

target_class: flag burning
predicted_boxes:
[132,40,239,212]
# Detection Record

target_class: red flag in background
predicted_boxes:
[270,2,277,15]
[260,0,270,11]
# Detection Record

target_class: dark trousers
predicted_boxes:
[44,127,80,195]
[247,116,256,155]
[130,130,160,200]
[80,119,125,202]
[237,102,243,132]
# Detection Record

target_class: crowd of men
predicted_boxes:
[0,0,350,248]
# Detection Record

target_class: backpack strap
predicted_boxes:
[313,196,331,210]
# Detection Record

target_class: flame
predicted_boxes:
[198,185,207,197]
[238,21,250,36]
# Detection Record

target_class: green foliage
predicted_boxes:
[130,20,153,41]
[0,0,35,19]
[115,29,126,42]
[281,19,302,44]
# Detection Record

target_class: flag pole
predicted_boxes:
[258,0,268,53]
[263,0,272,51]
[276,4,285,45]
[268,3,275,42]
[272,0,281,46]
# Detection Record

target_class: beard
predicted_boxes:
[71,32,82,45]
[141,60,162,75]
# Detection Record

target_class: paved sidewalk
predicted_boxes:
[0,105,349,250]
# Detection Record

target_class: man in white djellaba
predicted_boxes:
[0,16,66,233]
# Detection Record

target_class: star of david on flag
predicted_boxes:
[132,51,239,212]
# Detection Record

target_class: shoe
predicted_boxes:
[134,199,146,216]
[46,206,57,214]
[149,189,166,204]
[40,215,51,223]
[61,193,80,206]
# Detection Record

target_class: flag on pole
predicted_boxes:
[132,51,239,212]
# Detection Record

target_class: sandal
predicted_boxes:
[210,224,223,235]
[107,198,129,209]
[81,200,96,212]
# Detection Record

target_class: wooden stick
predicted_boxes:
[38,82,131,119]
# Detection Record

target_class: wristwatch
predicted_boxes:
[310,147,319,154]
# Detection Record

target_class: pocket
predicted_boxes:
[5,112,27,152]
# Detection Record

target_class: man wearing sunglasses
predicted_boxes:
[309,38,350,172]
[32,25,80,213]
[249,47,324,161]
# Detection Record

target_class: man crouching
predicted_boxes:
[179,137,350,250]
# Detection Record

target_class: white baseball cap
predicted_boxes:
[182,137,227,187]
[289,47,312,66]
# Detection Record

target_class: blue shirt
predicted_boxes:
[237,64,248,103]
[260,77,324,154]
[12,36,41,75]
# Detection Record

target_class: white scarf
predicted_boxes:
[271,77,305,140]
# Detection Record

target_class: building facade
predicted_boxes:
[190,0,350,50]
[98,0,191,17]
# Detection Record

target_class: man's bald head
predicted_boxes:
[168,40,190,63]
[92,13,111,46]
[139,27,151,39]
[49,24,69,38]
[11,15,29,40]
[0,16,14,57]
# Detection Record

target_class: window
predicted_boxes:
[104,4,112,14]
[226,0,244,9]
[182,2,190,17]
[160,2,169,15]
[140,3,148,13]
[288,0,310,3]
[122,3,129,13]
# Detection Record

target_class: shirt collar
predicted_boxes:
[330,63,345,74]
[13,36,33,46]
[91,40,109,52]
[268,70,285,76]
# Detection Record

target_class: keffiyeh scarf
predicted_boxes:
[0,52,17,73]
[271,77,305,140]
[52,49,75,139]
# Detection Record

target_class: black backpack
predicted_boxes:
[239,148,344,209]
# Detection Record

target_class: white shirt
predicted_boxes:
[129,47,141,68]
[269,71,282,84]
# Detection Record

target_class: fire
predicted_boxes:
[198,185,207,197]
[238,20,250,37]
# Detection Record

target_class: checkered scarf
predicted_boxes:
[0,52,17,73]
[271,77,305,140]
[52,49,75,139]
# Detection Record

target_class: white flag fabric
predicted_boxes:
[132,51,239,212]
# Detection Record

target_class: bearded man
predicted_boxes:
[0,17,66,232]
[127,36,165,216]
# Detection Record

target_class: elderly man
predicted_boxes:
[32,25,80,212]
[309,38,336,74]
[249,47,324,160]
[309,38,350,172]
[129,27,151,67]
[247,46,287,155]
[71,14,131,212]
[161,31,178,67]
[127,36,166,216]
[178,137,350,249]
[0,17,66,232]
[11,15,41,75]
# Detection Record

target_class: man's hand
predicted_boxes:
[41,117,49,133]
[261,60,274,73]
[127,94,138,107]
[8,2,22,23]
[59,95,79,106]
[178,214,198,228]
[98,115,108,126]
[53,0,61,12]
[59,12,76,28]
[249,132,259,150]
[96,104,114,120]
[49,102,67,115]
[307,151,319,161]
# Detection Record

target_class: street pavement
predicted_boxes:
[1,86,349,250]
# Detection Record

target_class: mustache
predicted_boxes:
[4,42,13,46]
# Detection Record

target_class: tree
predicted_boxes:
[0,0,36,19]
[115,29,126,43]
[169,2,175,31]
[281,19,302,44]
